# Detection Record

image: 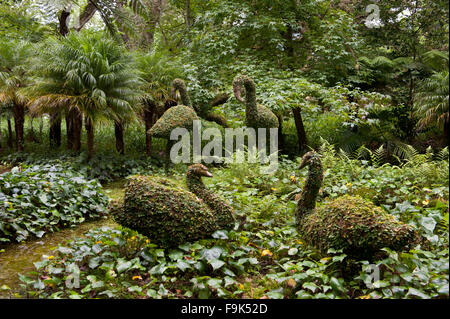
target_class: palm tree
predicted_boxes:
[28,32,142,158]
[0,41,33,152]
[415,70,449,144]
[136,51,183,156]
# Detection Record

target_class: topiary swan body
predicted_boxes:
[233,75,278,130]
[109,164,234,248]
[149,78,198,139]
[295,151,419,259]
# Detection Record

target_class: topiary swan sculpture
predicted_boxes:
[295,151,420,259]
[232,74,278,131]
[109,164,235,248]
[149,78,198,169]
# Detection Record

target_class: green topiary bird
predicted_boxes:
[109,164,235,248]
[149,78,198,139]
[149,79,198,169]
[295,151,420,259]
[232,75,278,130]
[172,78,230,127]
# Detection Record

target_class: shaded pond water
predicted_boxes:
[0,179,125,298]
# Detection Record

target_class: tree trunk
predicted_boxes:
[292,107,307,153]
[85,117,94,160]
[57,5,76,150]
[284,23,294,69]
[165,140,173,173]
[186,0,191,29]
[277,113,284,152]
[73,110,82,152]
[114,120,125,155]
[13,102,25,152]
[116,1,132,46]
[28,116,37,143]
[58,7,71,36]
[0,116,2,151]
[66,108,82,151]
[7,118,13,148]
[74,2,96,31]
[144,101,155,157]
[65,112,74,150]
[49,113,62,148]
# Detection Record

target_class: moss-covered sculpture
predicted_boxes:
[149,78,198,139]
[172,78,229,128]
[172,78,194,110]
[295,151,420,259]
[149,79,198,169]
[110,164,235,248]
[233,75,278,130]
[202,93,230,128]
[149,105,198,139]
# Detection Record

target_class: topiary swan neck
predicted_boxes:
[173,78,193,109]
[186,164,235,228]
[186,167,209,196]
[233,75,258,119]
[296,151,324,220]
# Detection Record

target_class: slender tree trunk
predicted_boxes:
[116,1,132,46]
[141,0,163,49]
[292,107,307,153]
[85,117,94,160]
[186,0,191,29]
[284,23,294,69]
[66,108,82,151]
[50,113,62,148]
[144,100,155,157]
[74,2,96,31]
[58,7,71,36]
[7,118,13,148]
[73,110,82,152]
[65,112,74,150]
[52,6,71,148]
[114,120,125,155]
[13,103,25,152]
[28,116,37,143]
[277,113,284,152]
[165,140,173,173]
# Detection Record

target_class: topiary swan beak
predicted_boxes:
[204,171,213,177]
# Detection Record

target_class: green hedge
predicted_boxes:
[0,165,109,243]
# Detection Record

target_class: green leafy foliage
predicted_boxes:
[17,145,449,299]
[0,164,108,243]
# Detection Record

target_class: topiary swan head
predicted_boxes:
[187,163,213,178]
[298,151,322,170]
[172,78,193,110]
[232,74,255,104]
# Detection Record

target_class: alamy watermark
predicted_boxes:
[65,263,80,289]
[365,2,383,29]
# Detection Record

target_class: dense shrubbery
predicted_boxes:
[0,0,447,302]
[1,151,161,184]
[0,165,108,243]
[17,144,449,299]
